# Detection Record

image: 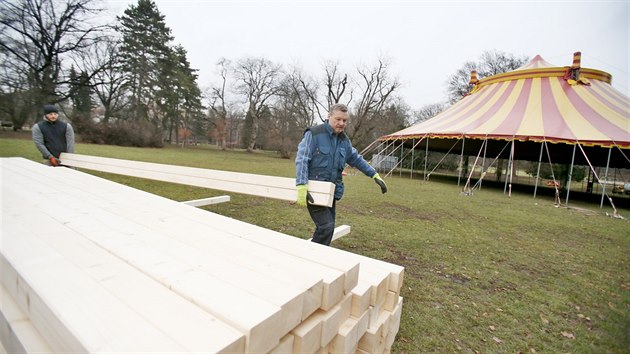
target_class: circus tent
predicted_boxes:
[375,52,629,206]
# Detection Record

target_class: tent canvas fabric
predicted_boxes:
[379,54,630,168]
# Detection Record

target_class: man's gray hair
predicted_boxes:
[329,103,348,114]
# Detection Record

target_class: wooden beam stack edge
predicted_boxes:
[0,157,404,354]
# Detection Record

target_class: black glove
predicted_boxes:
[373,173,388,194]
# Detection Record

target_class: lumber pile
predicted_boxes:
[0,158,404,354]
[59,152,336,207]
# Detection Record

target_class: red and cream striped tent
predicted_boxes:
[376,52,629,205]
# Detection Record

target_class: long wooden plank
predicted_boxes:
[2,158,406,353]
[1,159,346,352]
[307,225,351,243]
[0,235,187,353]
[59,153,335,207]
[2,202,247,353]
[1,180,286,353]
[0,284,52,354]
[9,159,342,315]
[5,159,329,317]
[19,158,360,297]
[182,195,230,206]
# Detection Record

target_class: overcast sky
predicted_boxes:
[104,0,629,110]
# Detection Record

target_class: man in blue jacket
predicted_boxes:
[295,103,387,246]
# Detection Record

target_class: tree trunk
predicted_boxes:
[247,114,258,152]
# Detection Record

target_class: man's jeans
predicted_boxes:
[307,200,337,246]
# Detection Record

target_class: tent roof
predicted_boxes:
[382,55,629,149]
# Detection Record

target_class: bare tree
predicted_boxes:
[283,66,320,129]
[233,57,282,152]
[446,61,477,104]
[264,66,321,158]
[322,60,352,112]
[80,38,128,122]
[207,58,231,149]
[348,58,401,148]
[479,50,529,77]
[411,102,448,125]
[0,0,109,111]
[446,50,528,103]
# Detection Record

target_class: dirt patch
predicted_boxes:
[341,202,444,222]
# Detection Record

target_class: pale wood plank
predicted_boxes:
[0,284,52,354]
[269,333,294,354]
[350,281,372,318]
[2,161,293,354]
[4,158,405,352]
[308,224,351,243]
[7,158,341,318]
[358,321,386,354]
[32,158,360,298]
[291,311,323,354]
[4,201,247,353]
[385,297,403,349]
[24,158,358,303]
[0,238,186,353]
[319,294,353,348]
[181,195,230,206]
[384,291,397,312]
[3,196,283,354]
[59,153,335,207]
[329,317,361,354]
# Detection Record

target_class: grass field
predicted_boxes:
[2,135,629,354]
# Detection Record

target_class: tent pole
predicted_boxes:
[504,140,514,194]
[600,147,612,208]
[565,143,577,205]
[534,142,544,198]
[424,138,429,181]
[480,137,488,190]
[410,139,415,180]
[457,137,465,186]
[400,140,404,177]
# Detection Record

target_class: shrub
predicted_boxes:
[80,120,163,148]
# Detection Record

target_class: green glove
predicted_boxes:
[373,173,388,194]
[296,185,310,207]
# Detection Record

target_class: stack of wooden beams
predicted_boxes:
[0,158,404,354]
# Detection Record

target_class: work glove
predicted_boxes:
[373,173,388,194]
[296,185,314,207]
[49,156,60,166]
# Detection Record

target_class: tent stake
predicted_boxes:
[565,143,577,205]
[534,142,544,198]
[600,148,612,208]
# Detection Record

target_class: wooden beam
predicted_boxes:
[59,153,335,207]
[0,284,52,354]
[1,158,406,354]
[307,225,352,243]
[182,195,230,206]
[2,193,247,353]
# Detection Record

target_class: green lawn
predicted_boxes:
[2,136,629,353]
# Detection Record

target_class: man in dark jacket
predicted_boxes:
[32,104,75,166]
[295,103,387,246]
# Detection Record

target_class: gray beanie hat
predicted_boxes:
[43,104,58,114]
